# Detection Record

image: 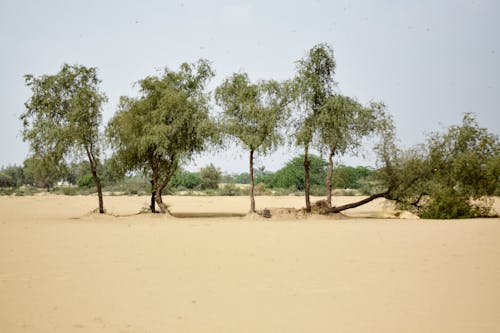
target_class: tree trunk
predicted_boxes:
[150,179,157,213]
[326,149,334,207]
[249,149,256,213]
[325,191,390,213]
[86,148,104,214]
[304,145,311,213]
[154,173,173,214]
[155,189,167,214]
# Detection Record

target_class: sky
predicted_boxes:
[1,0,499,173]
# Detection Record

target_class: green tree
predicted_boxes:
[23,156,63,190]
[199,163,221,190]
[107,60,215,213]
[0,172,13,187]
[20,64,107,211]
[234,172,250,184]
[324,109,402,213]
[0,165,24,187]
[391,113,500,218]
[169,170,202,189]
[333,113,500,218]
[316,96,379,206]
[292,43,336,212]
[215,72,288,212]
[269,155,327,190]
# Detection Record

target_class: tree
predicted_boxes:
[0,172,13,187]
[323,107,402,213]
[107,59,215,213]
[215,72,288,213]
[316,96,379,206]
[0,165,24,187]
[22,157,52,189]
[268,155,327,190]
[389,113,500,218]
[169,170,202,189]
[292,43,336,212]
[326,113,500,218]
[199,164,221,190]
[20,64,107,212]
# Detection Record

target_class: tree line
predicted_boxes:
[18,43,499,218]
[0,155,372,196]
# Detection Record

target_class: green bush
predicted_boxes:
[218,183,241,196]
[0,187,15,196]
[310,184,326,196]
[268,155,327,190]
[200,164,221,190]
[419,188,493,219]
[14,187,38,196]
[170,171,202,189]
[77,174,94,188]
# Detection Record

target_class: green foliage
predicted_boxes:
[21,64,106,168]
[419,188,480,219]
[22,156,62,190]
[0,165,24,187]
[170,170,202,189]
[215,72,288,153]
[292,43,336,147]
[20,64,106,211]
[103,175,150,195]
[218,183,245,196]
[374,113,500,219]
[77,174,94,188]
[316,96,371,153]
[331,165,374,189]
[199,163,221,190]
[0,187,16,195]
[268,155,327,190]
[0,172,13,187]
[215,72,289,211]
[234,172,250,184]
[107,59,215,209]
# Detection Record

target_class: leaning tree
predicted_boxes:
[387,113,500,218]
[106,59,215,214]
[215,72,288,213]
[21,64,107,213]
[322,112,500,218]
[292,43,336,212]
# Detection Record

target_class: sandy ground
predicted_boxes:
[1,194,500,333]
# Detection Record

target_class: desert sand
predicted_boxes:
[1,194,500,333]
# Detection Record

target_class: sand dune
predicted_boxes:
[1,194,500,332]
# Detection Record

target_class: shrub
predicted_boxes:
[218,183,240,196]
[200,164,221,190]
[77,174,94,188]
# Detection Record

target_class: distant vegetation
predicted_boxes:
[0,155,372,197]
[11,42,499,218]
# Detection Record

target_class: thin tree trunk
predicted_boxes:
[325,190,391,213]
[150,179,156,213]
[249,148,255,213]
[86,147,104,214]
[304,145,311,213]
[326,149,334,207]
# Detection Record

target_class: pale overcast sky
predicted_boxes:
[1,0,499,173]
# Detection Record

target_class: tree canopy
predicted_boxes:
[106,59,215,213]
